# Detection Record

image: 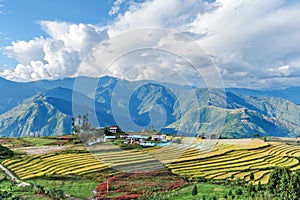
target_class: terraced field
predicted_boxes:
[2,153,108,180]
[2,138,300,186]
[156,140,300,184]
[89,143,165,172]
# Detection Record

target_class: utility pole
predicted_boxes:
[106,177,109,195]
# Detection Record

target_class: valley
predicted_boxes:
[1,135,300,199]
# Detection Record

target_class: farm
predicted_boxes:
[1,136,300,199]
[159,139,300,184]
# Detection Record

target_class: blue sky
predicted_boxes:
[0,0,112,39]
[0,0,113,66]
[1,0,300,89]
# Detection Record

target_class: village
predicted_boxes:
[86,125,173,147]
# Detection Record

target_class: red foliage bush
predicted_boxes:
[96,182,108,195]
[95,169,186,199]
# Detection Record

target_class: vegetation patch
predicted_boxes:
[0,144,14,160]
[95,169,186,199]
[28,176,100,199]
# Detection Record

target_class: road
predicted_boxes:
[0,164,30,187]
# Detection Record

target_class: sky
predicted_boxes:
[0,0,300,89]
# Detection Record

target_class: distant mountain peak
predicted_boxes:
[1,77,300,137]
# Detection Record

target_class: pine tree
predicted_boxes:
[249,171,255,181]
[257,181,262,191]
[247,182,255,193]
[192,185,198,196]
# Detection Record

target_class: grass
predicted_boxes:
[28,177,100,199]
[146,183,231,200]
[145,182,272,200]
[0,170,52,200]
[22,137,57,146]
[1,167,99,199]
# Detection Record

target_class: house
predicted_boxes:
[88,138,101,146]
[140,141,156,147]
[196,133,206,139]
[109,126,118,134]
[125,135,149,145]
[120,134,129,139]
[104,135,117,142]
[152,134,167,141]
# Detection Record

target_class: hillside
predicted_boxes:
[0,96,72,137]
[0,76,300,137]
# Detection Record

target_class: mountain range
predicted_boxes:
[0,76,300,138]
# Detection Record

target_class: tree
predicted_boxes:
[268,167,300,200]
[81,113,90,131]
[48,188,64,200]
[104,127,110,135]
[268,167,282,194]
[235,188,243,196]
[253,133,260,138]
[0,190,12,199]
[289,171,300,200]
[223,193,228,199]
[0,144,14,159]
[192,184,198,196]
[33,184,45,194]
[279,168,291,200]
[249,172,255,181]
[71,117,76,134]
[77,114,81,126]
[247,182,255,193]
[257,181,262,191]
[116,126,123,134]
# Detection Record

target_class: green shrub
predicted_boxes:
[0,145,14,159]
[192,184,198,196]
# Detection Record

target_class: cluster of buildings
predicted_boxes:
[87,125,169,147]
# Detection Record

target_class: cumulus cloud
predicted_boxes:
[189,0,300,88]
[109,0,126,16]
[106,0,300,89]
[1,21,108,81]
[1,0,300,89]
[79,28,222,88]
[108,0,216,36]
[3,38,46,65]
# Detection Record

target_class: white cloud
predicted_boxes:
[109,0,126,16]
[108,0,215,36]
[188,0,300,88]
[1,21,108,81]
[105,0,300,89]
[0,0,6,15]
[1,0,300,89]
[3,37,46,65]
[79,28,223,88]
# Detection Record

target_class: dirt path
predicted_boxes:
[0,164,30,187]
[12,145,71,155]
